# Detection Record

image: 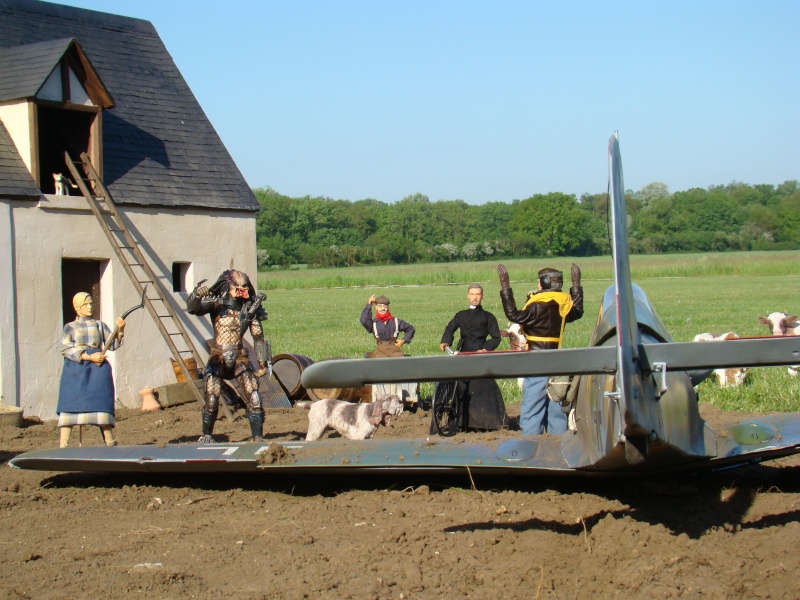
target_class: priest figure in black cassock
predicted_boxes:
[438,284,507,431]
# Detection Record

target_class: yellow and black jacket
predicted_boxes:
[500,285,584,350]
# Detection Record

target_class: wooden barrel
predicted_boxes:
[170,357,201,382]
[272,353,314,400]
[306,356,362,403]
[307,386,362,403]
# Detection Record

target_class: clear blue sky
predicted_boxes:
[58,0,799,204]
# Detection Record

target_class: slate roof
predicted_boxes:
[0,38,73,102]
[0,0,259,211]
[0,119,40,196]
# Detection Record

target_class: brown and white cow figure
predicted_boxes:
[692,332,750,387]
[758,312,799,377]
[502,322,528,352]
[501,323,527,389]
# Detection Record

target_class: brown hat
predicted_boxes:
[375,295,390,305]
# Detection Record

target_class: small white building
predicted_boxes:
[0,0,261,418]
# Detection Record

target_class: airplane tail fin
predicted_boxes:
[608,133,650,461]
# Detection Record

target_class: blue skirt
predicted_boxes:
[56,349,116,416]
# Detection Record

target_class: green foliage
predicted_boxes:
[253,180,800,269]
[631,180,800,253]
[511,192,593,255]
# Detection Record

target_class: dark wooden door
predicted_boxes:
[61,259,101,325]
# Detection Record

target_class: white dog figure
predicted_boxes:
[53,172,77,195]
[299,394,403,441]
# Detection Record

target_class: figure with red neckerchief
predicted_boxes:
[359,294,415,358]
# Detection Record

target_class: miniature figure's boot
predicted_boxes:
[59,426,72,448]
[100,425,117,446]
[246,410,265,442]
[199,402,219,444]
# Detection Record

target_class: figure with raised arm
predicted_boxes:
[187,270,270,443]
[57,292,125,447]
[360,294,415,358]
[498,264,584,435]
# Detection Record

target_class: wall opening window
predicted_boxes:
[23,39,114,193]
[38,105,95,194]
[172,262,191,293]
[61,259,101,326]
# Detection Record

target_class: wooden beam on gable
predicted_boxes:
[67,40,114,109]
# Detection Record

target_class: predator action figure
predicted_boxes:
[187,270,271,443]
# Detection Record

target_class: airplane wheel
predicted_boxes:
[432,381,459,437]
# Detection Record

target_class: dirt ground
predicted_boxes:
[2,399,800,600]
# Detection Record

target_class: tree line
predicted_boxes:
[254,180,800,268]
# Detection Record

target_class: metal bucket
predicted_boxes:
[0,404,23,427]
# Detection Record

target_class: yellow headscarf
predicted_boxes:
[72,292,91,313]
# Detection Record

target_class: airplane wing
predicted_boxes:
[10,411,800,476]
[300,336,800,388]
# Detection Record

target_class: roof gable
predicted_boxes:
[0,0,258,212]
[0,38,70,101]
[0,37,113,106]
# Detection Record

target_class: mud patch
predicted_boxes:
[2,401,800,598]
[256,442,295,465]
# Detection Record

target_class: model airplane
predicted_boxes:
[9,133,800,476]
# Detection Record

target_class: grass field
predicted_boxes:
[258,250,800,290]
[259,252,800,412]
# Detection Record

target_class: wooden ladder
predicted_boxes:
[65,151,234,419]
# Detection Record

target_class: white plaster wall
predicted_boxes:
[0,201,19,407]
[11,197,256,419]
[0,102,33,171]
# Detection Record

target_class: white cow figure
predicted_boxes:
[692,332,750,387]
[758,312,799,377]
